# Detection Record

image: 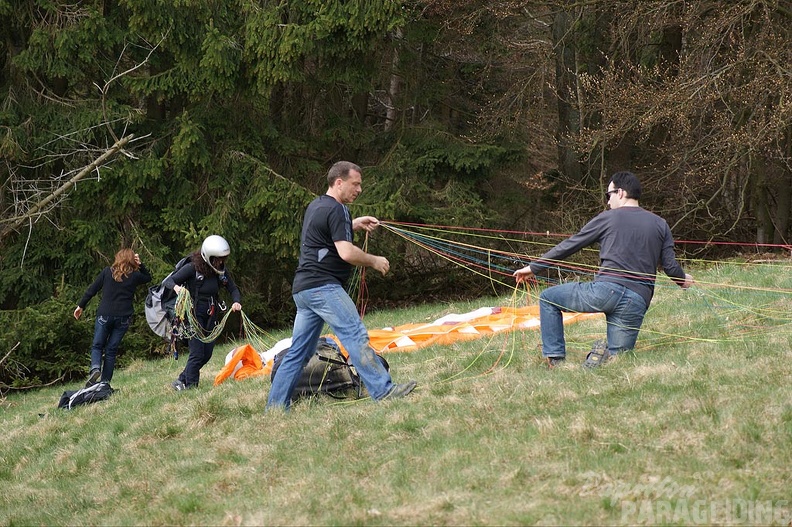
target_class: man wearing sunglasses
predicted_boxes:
[513,171,694,368]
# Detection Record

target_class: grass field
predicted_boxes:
[2,261,791,526]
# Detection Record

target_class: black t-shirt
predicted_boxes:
[292,194,354,294]
[529,206,686,307]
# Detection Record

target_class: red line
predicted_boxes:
[382,221,792,250]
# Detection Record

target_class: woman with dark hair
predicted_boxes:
[164,235,242,390]
[74,248,152,386]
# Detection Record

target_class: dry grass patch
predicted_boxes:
[3,264,792,525]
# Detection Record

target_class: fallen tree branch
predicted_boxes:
[0,341,20,369]
[0,134,133,242]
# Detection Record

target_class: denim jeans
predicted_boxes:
[267,283,393,409]
[90,314,132,382]
[539,281,648,357]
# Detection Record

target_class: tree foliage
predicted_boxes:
[568,1,792,246]
[2,0,791,385]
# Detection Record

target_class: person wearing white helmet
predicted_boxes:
[164,235,242,390]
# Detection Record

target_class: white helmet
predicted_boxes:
[201,235,230,274]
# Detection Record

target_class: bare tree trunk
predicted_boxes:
[552,3,582,182]
[752,156,771,244]
[773,168,791,245]
[384,28,403,132]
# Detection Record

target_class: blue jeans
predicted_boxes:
[90,315,132,382]
[539,281,648,357]
[266,283,394,409]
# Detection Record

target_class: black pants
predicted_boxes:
[178,306,217,387]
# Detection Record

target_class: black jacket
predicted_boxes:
[164,262,241,309]
[78,265,152,316]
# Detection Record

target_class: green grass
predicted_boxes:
[2,262,792,525]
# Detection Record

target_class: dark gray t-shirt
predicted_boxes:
[292,195,354,294]
[529,206,686,307]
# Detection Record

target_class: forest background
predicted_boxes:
[1,0,791,388]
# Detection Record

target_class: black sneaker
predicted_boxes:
[171,380,187,391]
[85,368,101,388]
[545,356,566,368]
[382,380,417,400]
[582,340,610,369]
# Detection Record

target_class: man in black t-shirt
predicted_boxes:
[514,171,694,368]
[266,161,417,410]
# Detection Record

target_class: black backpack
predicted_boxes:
[270,337,389,399]
[58,382,114,410]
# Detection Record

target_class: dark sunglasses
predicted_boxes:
[605,189,620,200]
